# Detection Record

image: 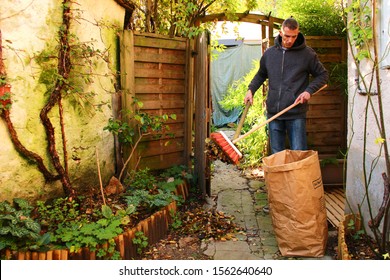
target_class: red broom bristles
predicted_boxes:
[210,132,242,164]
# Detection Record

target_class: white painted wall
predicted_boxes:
[0,0,124,202]
[345,2,390,236]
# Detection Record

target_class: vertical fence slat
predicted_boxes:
[150,214,157,245]
[46,250,53,260]
[116,234,125,260]
[38,252,46,260]
[61,250,68,260]
[17,251,25,260]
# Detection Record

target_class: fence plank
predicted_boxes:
[134,35,187,50]
[135,51,186,64]
[136,68,185,79]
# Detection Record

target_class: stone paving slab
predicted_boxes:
[204,160,281,260]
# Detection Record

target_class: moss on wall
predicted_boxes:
[0,0,125,203]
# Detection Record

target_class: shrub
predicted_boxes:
[0,198,50,252]
[278,0,345,36]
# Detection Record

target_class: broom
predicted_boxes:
[210,84,328,164]
[209,101,251,164]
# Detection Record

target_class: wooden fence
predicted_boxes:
[306,36,347,158]
[120,31,192,171]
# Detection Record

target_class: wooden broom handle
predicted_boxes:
[233,102,251,140]
[232,84,328,144]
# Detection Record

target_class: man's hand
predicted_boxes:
[244,90,253,105]
[295,91,311,104]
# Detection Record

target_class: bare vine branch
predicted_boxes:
[39,0,75,198]
[1,110,61,182]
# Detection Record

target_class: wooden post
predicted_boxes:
[268,16,275,47]
[193,32,210,197]
[119,30,137,174]
[185,38,195,168]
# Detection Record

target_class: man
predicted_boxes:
[244,18,328,155]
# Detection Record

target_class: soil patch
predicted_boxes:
[345,233,381,259]
[141,186,243,260]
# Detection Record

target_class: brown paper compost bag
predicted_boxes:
[262,150,328,257]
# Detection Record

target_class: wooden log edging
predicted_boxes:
[337,213,361,260]
[5,181,189,260]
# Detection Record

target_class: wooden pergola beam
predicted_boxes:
[197,13,283,27]
[195,13,284,47]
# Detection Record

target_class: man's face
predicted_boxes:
[279,27,299,49]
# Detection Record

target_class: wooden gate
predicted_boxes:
[119,31,192,171]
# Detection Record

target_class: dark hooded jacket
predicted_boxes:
[248,32,328,119]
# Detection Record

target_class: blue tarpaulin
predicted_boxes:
[210,43,262,127]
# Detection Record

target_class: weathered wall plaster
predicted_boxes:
[0,0,124,202]
[346,13,390,236]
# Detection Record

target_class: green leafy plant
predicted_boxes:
[132,231,148,255]
[124,167,184,210]
[279,0,345,36]
[257,0,345,36]
[123,190,148,210]
[104,99,176,182]
[52,204,135,260]
[36,197,82,232]
[125,168,157,190]
[159,165,193,181]
[159,179,184,193]
[124,189,181,213]
[169,209,183,230]
[149,190,181,209]
[347,218,365,240]
[104,118,134,145]
[128,0,258,38]
[0,198,50,252]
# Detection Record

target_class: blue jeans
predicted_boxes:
[268,118,307,154]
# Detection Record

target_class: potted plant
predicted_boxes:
[320,157,346,186]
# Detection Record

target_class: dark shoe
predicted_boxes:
[262,205,270,213]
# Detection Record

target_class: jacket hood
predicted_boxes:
[275,32,306,50]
